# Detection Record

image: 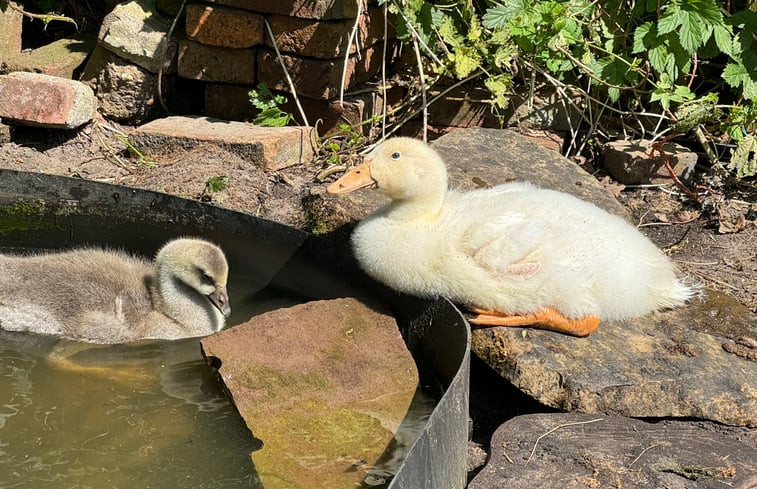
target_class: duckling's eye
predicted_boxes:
[390,152,401,160]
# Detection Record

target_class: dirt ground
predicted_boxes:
[1,123,755,314]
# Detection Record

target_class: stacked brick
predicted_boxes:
[178,0,390,127]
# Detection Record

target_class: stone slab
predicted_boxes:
[131,115,314,170]
[257,44,382,100]
[99,0,177,74]
[0,72,96,129]
[471,289,757,427]
[206,0,362,20]
[200,298,419,489]
[0,120,10,143]
[469,413,756,489]
[2,34,96,79]
[185,3,264,48]
[178,39,256,83]
[266,7,386,59]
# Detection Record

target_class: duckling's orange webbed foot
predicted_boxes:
[467,306,600,337]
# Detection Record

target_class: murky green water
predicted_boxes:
[0,270,433,489]
[0,275,300,489]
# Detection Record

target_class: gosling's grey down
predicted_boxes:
[0,238,231,343]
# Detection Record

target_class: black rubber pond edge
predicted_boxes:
[0,169,471,489]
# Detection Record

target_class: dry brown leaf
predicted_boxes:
[598,175,625,198]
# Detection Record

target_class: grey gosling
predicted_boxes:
[0,238,231,343]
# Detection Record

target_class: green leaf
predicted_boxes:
[657,9,683,36]
[482,5,510,30]
[713,24,734,57]
[632,22,653,53]
[723,62,751,89]
[679,10,705,53]
[729,135,757,178]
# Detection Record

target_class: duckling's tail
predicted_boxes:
[658,274,703,309]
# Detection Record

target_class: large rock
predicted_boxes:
[308,128,627,234]
[80,45,169,123]
[200,298,419,489]
[99,0,177,74]
[472,289,757,427]
[0,72,96,128]
[470,413,757,489]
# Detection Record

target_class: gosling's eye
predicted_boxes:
[201,272,214,285]
[390,152,401,160]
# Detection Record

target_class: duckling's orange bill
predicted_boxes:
[468,306,600,337]
[326,162,376,194]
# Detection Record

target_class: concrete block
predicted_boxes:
[185,3,264,48]
[178,39,256,83]
[131,115,314,170]
[3,34,97,79]
[99,0,177,74]
[0,72,96,129]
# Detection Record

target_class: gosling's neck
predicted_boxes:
[151,268,221,335]
[382,179,447,221]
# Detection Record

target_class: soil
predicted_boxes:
[1,123,755,314]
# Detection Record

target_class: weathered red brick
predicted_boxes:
[131,115,314,170]
[204,81,376,134]
[266,7,388,59]
[178,39,256,83]
[0,72,96,128]
[206,0,360,20]
[185,3,264,48]
[0,1,23,56]
[257,45,382,100]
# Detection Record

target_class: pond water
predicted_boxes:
[0,273,298,489]
[0,271,433,488]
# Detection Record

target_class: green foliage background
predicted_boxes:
[385,0,757,178]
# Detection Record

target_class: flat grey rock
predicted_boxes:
[472,289,757,427]
[469,413,756,489]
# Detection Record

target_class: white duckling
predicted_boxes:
[0,237,231,343]
[326,137,699,336]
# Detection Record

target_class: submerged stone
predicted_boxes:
[201,298,419,489]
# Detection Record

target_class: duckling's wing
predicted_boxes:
[461,213,545,279]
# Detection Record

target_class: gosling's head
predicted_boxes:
[155,238,231,318]
[326,137,448,201]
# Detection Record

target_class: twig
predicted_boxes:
[628,442,665,468]
[395,6,443,67]
[7,2,78,30]
[158,0,187,113]
[264,19,309,127]
[80,430,110,448]
[650,135,700,202]
[526,418,604,465]
[411,36,428,142]
[381,2,388,138]
[340,0,365,107]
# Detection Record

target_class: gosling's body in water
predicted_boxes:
[327,137,700,336]
[0,238,231,343]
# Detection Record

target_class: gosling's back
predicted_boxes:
[0,248,160,342]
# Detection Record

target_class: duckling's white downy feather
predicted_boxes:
[0,238,230,343]
[327,137,700,336]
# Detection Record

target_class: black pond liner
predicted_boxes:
[0,169,471,489]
